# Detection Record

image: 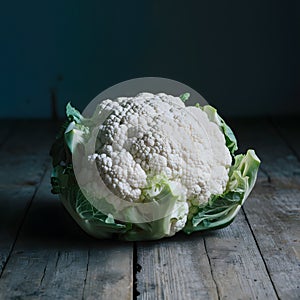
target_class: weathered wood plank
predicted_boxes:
[0,167,133,300]
[137,212,278,299]
[204,212,278,299]
[0,120,55,275]
[230,117,300,299]
[83,247,133,300]
[137,233,219,300]
[0,120,56,186]
[231,117,299,184]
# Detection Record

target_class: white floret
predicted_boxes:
[168,202,189,236]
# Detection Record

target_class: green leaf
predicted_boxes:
[50,165,77,194]
[49,102,84,168]
[66,102,83,123]
[64,122,89,153]
[75,189,127,229]
[122,175,188,241]
[201,105,238,154]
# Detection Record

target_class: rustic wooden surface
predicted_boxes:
[0,118,299,299]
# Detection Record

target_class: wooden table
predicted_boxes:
[0,118,299,299]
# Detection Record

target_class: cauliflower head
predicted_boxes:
[50,92,260,241]
[93,93,231,205]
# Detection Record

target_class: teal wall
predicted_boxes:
[1,0,299,118]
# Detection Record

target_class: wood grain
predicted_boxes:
[136,213,278,299]
[204,212,278,299]
[0,120,55,275]
[136,233,219,300]
[231,117,300,299]
[0,167,133,300]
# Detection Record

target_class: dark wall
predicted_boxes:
[1,0,299,118]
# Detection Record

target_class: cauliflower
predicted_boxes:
[92,93,231,204]
[50,92,260,241]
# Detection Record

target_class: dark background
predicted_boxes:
[1,0,299,118]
